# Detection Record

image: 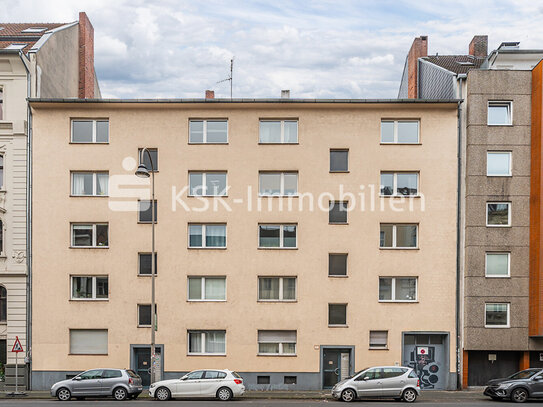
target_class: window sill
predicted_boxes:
[138,274,158,277]
[258,247,298,250]
[138,325,152,328]
[380,142,421,146]
[487,124,513,127]
[485,275,511,279]
[187,195,229,198]
[69,246,109,249]
[258,143,299,145]
[187,353,226,356]
[487,175,512,178]
[329,222,348,225]
[0,321,7,325]
[259,195,299,198]
[369,347,389,351]
[379,247,419,250]
[328,275,348,278]
[257,300,297,303]
[138,222,158,225]
[69,353,108,356]
[378,300,418,303]
[187,299,227,302]
[70,195,109,198]
[69,142,109,145]
[257,354,297,357]
[379,195,421,199]
[69,299,109,302]
[330,171,349,173]
[328,324,348,328]
[486,225,511,228]
[484,325,510,329]
[188,143,229,145]
[187,247,227,250]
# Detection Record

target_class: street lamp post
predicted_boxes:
[135,148,156,385]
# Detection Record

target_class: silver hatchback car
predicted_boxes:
[332,366,420,402]
[51,368,143,401]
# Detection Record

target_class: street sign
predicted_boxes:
[11,336,23,353]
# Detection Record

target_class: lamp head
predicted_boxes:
[135,164,150,178]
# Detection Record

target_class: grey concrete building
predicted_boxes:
[399,36,543,386]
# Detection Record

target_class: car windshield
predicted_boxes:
[508,370,540,380]
[350,368,370,379]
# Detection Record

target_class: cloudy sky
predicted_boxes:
[3,0,542,98]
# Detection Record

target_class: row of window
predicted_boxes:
[71,170,421,197]
[69,222,420,249]
[71,275,418,303]
[68,328,392,356]
[70,119,424,145]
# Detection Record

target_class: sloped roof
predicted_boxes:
[0,23,65,53]
[422,54,486,74]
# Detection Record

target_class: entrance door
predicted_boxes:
[323,348,351,388]
[133,347,161,387]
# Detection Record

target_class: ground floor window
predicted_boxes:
[485,303,510,327]
[188,330,226,355]
[69,329,108,354]
[257,330,297,355]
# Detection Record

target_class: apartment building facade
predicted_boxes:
[0,12,99,389]
[29,98,459,390]
[399,35,543,386]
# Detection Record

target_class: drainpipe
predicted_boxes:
[20,50,32,391]
[456,73,466,390]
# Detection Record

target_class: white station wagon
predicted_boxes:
[149,369,245,401]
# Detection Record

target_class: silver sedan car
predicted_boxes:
[149,369,245,401]
[332,366,420,402]
[51,368,143,401]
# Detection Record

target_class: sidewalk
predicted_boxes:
[3,389,486,400]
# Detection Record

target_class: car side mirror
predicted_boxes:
[73,376,82,381]
[364,376,370,381]
[534,376,543,381]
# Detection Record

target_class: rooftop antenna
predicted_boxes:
[216,58,234,99]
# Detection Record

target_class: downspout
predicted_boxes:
[20,50,32,391]
[456,73,466,390]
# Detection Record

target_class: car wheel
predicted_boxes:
[341,388,356,402]
[113,387,128,401]
[217,387,233,401]
[511,388,528,403]
[155,387,171,401]
[402,388,418,403]
[57,387,71,401]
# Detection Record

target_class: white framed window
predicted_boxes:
[379,277,417,302]
[488,101,512,125]
[380,172,419,196]
[189,120,228,144]
[188,330,226,355]
[487,152,512,176]
[71,119,109,143]
[380,120,419,144]
[485,303,510,328]
[258,330,297,355]
[189,172,227,196]
[188,224,226,248]
[369,330,388,349]
[380,224,418,248]
[71,223,108,248]
[258,224,297,248]
[71,172,109,196]
[486,202,511,227]
[71,276,108,300]
[69,329,108,355]
[259,120,298,143]
[188,277,226,301]
[485,253,510,277]
[259,172,298,196]
[258,277,296,301]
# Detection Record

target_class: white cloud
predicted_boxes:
[3,0,543,98]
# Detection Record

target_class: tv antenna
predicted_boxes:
[216,58,234,99]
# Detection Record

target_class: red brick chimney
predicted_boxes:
[205,90,215,99]
[407,36,428,99]
[78,12,95,98]
[469,35,488,57]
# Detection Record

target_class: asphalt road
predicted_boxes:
[0,399,538,406]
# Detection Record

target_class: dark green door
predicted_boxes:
[133,347,161,387]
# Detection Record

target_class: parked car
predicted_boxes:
[51,368,143,401]
[331,366,420,403]
[484,368,543,403]
[149,369,245,401]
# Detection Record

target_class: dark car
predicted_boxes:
[484,368,543,403]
